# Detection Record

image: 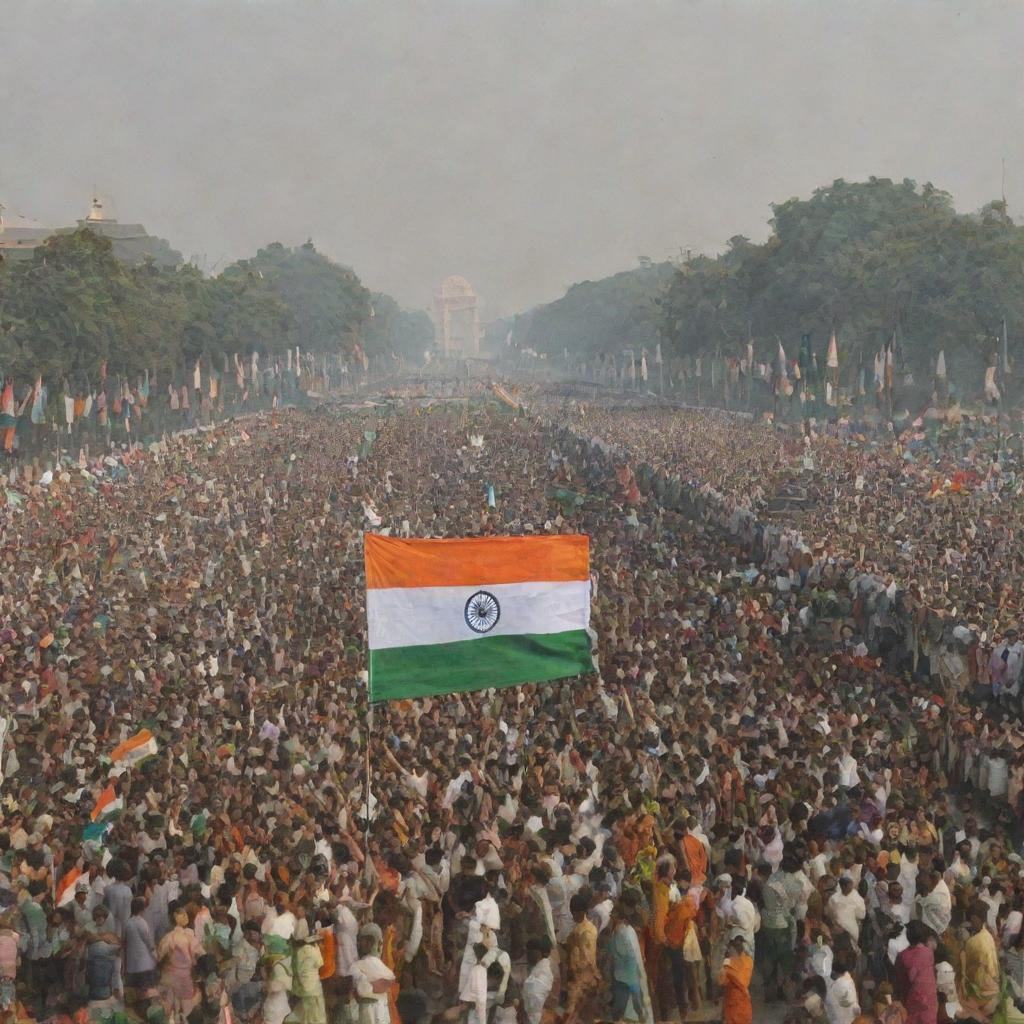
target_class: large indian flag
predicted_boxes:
[365,534,592,701]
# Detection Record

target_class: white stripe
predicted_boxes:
[114,738,158,764]
[367,580,590,651]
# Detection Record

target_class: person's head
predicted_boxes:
[526,935,551,967]
[726,935,746,958]
[131,897,146,917]
[569,893,590,922]
[656,856,675,882]
[906,920,931,947]
[832,948,855,977]
[969,902,988,932]
[801,975,827,1003]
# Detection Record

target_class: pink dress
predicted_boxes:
[157,925,203,1014]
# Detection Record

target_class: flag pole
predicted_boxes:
[364,700,374,881]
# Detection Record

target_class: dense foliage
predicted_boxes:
[365,292,436,362]
[0,230,432,388]
[498,178,1024,396]
[489,263,675,359]
[661,178,1024,386]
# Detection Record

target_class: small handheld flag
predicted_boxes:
[109,728,158,767]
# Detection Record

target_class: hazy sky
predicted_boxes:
[3,1,1024,319]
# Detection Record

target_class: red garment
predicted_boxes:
[894,943,938,1024]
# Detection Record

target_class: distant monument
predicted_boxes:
[0,195,181,267]
[433,275,481,357]
[61,195,182,268]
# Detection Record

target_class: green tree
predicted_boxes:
[658,178,1024,395]
[0,229,157,386]
[364,292,435,361]
[222,241,371,356]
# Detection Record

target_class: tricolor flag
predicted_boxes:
[56,865,84,907]
[90,783,123,822]
[110,727,158,767]
[365,535,592,701]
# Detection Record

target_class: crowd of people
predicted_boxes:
[0,382,1022,1024]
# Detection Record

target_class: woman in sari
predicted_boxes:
[157,909,203,1022]
[718,936,753,1024]
[961,904,1000,1019]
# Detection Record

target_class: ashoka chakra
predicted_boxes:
[465,591,500,634]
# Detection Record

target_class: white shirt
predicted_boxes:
[460,961,488,1024]
[335,904,359,977]
[727,894,760,952]
[443,771,472,810]
[827,890,865,941]
[838,753,859,789]
[589,898,613,933]
[522,958,554,1024]
[887,931,910,965]
[351,955,394,1024]
[264,909,296,940]
[917,878,952,936]
[826,971,860,1024]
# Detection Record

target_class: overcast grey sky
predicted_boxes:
[3,0,1023,319]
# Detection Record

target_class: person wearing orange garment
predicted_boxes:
[681,817,709,887]
[646,855,675,1018]
[718,935,753,1024]
[665,867,699,1018]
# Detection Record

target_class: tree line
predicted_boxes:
[497,177,1024,401]
[0,229,433,391]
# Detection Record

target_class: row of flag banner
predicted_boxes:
[0,347,370,434]
[558,328,1012,405]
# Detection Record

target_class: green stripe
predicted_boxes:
[369,629,592,701]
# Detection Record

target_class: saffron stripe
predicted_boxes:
[364,534,589,590]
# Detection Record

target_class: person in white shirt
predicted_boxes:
[351,926,395,1024]
[726,877,760,955]
[916,871,952,937]
[837,748,859,790]
[588,883,614,934]
[459,943,490,1024]
[885,920,909,966]
[262,895,296,940]
[825,950,861,1024]
[979,879,1005,931]
[334,894,364,978]
[897,850,919,921]
[826,877,865,945]
[808,842,831,883]
[521,937,554,1024]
